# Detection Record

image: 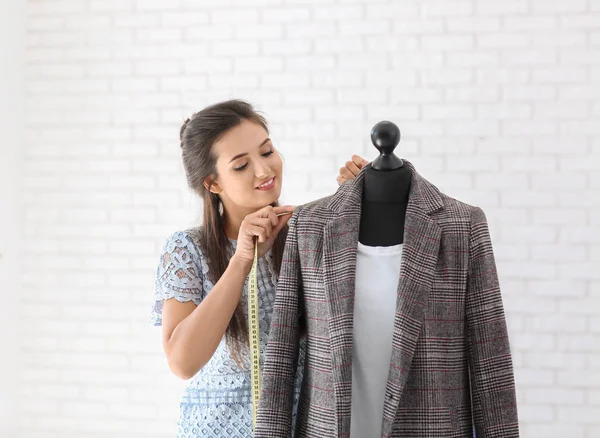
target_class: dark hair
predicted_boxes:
[179,99,287,368]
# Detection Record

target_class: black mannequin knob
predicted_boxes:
[370,121,403,171]
[371,121,401,155]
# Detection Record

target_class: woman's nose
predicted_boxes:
[254,161,271,178]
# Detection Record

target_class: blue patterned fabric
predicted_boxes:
[151,230,304,438]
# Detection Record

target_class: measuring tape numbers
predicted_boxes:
[248,210,292,430]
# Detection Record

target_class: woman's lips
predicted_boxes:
[256,177,275,191]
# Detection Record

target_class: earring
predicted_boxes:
[217,195,224,216]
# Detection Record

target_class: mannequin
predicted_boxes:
[256,121,519,437]
[353,120,411,437]
[359,121,412,246]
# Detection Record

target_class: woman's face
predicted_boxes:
[206,119,283,213]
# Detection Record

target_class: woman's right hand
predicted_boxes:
[337,154,369,185]
[233,205,295,271]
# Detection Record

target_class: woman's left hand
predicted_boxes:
[337,155,369,185]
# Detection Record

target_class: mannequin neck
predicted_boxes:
[359,165,412,246]
[362,164,412,204]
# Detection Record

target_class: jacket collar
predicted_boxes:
[326,159,444,217]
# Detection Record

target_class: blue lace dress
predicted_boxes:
[150,229,304,438]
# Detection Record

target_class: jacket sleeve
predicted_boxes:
[466,207,519,437]
[255,208,303,437]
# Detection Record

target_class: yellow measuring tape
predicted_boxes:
[249,211,292,430]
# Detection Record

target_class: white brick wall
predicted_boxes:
[10,0,600,436]
[0,0,24,437]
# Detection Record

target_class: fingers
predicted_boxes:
[337,155,368,185]
[338,165,354,180]
[244,205,295,243]
[345,160,361,176]
[247,224,268,243]
[255,205,278,227]
[352,154,368,168]
[242,209,273,242]
[247,218,274,243]
[274,205,295,216]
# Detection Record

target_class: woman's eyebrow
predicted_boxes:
[228,138,271,163]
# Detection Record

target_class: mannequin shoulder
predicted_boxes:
[290,195,336,226]
[433,193,486,226]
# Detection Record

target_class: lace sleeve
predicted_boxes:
[150,231,205,326]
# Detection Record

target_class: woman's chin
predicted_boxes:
[253,188,280,205]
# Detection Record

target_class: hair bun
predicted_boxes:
[179,117,191,146]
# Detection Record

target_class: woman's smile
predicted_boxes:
[256,176,276,191]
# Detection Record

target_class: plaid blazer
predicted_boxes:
[256,161,519,437]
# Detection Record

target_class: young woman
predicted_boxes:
[150,99,367,438]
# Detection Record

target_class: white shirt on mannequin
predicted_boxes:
[351,241,403,437]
